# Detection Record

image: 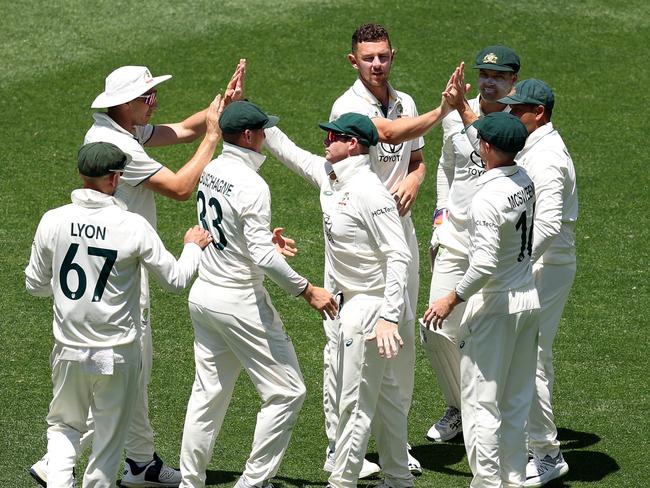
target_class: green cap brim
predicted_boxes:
[498,94,539,105]
[264,115,280,129]
[473,64,516,72]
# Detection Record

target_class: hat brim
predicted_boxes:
[498,94,543,106]
[318,121,339,133]
[473,64,516,72]
[263,115,280,129]
[90,74,172,109]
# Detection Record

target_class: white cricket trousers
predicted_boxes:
[328,294,414,488]
[420,245,469,411]
[46,342,140,488]
[180,287,306,488]
[323,216,418,449]
[460,299,539,488]
[78,268,156,462]
[528,262,576,458]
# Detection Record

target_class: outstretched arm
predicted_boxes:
[147,59,246,146]
[144,93,224,200]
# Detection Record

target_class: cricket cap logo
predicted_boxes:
[483,53,498,64]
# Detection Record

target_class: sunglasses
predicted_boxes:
[325,131,352,143]
[135,91,157,106]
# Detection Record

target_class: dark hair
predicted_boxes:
[352,23,391,52]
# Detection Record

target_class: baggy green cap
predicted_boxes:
[318,112,379,147]
[498,79,555,111]
[465,112,528,153]
[219,100,279,134]
[474,45,521,73]
[77,142,130,177]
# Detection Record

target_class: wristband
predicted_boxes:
[379,316,399,325]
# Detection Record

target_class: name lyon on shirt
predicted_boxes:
[71,222,106,240]
[507,183,535,210]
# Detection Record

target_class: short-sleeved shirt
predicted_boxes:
[330,79,425,195]
[84,113,163,227]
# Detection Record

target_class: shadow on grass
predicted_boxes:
[204,469,330,487]
[407,434,471,478]
[555,427,620,484]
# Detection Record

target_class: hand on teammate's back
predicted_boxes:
[301,283,338,320]
[184,225,213,249]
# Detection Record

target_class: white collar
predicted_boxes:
[351,79,402,116]
[518,122,555,155]
[222,142,267,172]
[330,154,371,184]
[92,112,136,137]
[71,188,127,210]
[476,164,520,186]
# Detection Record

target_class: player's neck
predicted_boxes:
[479,98,507,115]
[362,79,390,108]
[107,107,137,135]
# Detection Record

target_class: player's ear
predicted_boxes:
[348,53,359,70]
[391,48,396,61]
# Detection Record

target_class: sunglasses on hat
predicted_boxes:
[135,91,157,107]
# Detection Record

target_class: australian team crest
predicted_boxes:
[483,53,498,64]
[394,100,403,117]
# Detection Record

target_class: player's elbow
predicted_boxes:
[379,126,403,145]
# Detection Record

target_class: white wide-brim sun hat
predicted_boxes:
[91,66,172,108]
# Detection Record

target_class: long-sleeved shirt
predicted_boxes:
[435,96,509,254]
[191,142,308,309]
[455,165,539,313]
[264,128,411,323]
[515,122,578,264]
[25,189,202,348]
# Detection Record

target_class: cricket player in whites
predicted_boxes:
[422,46,521,444]
[31,61,243,487]
[264,112,414,488]
[499,79,578,487]
[178,101,337,488]
[25,142,212,487]
[424,112,540,487]
[327,23,456,475]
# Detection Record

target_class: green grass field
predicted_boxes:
[1,1,648,486]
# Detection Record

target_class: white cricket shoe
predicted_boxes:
[323,447,381,478]
[523,452,569,487]
[406,444,422,475]
[426,406,462,442]
[29,455,48,487]
[120,453,181,487]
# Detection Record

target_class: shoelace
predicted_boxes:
[438,408,459,427]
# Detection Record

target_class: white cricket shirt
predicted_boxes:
[455,165,539,313]
[515,122,578,265]
[264,128,411,323]
[190,142,308,313]
[25,189,202,348]
[330,79,425,195]
[435,96,510,254]
[84,113,163,227]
